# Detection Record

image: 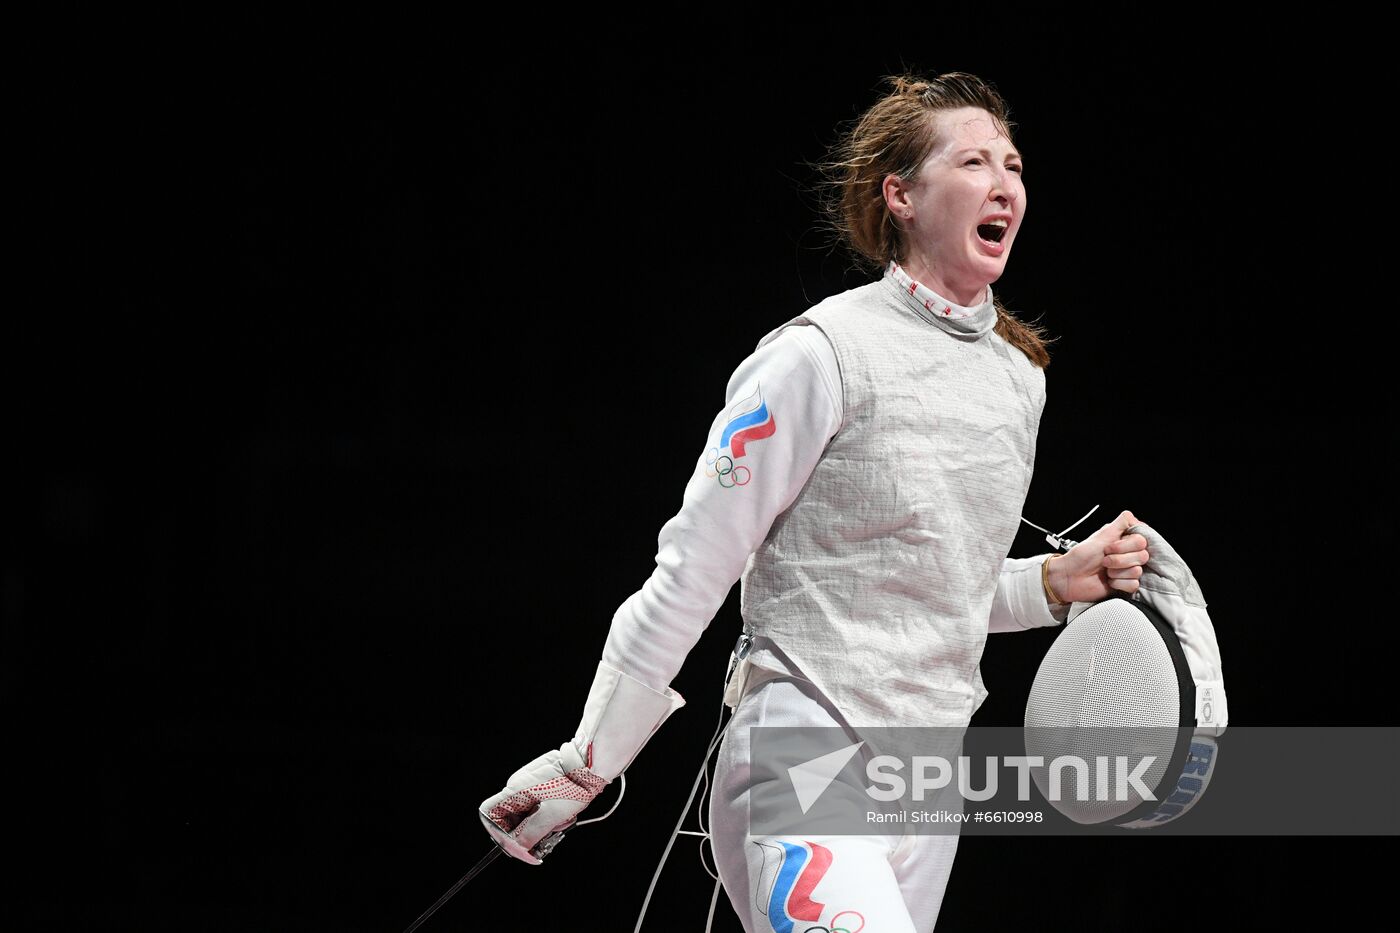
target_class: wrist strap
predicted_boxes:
[1042,554,1067,606]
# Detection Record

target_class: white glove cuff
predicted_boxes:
[573,661,686,781]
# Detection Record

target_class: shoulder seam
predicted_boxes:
[790,324,844,431]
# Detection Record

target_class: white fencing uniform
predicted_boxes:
[739,260,1061,729]
[710,674,962,933]
[599,262,1065,930]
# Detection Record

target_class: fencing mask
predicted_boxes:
[1025,521,1227,829]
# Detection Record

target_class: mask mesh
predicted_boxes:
[1024,599,1182,823]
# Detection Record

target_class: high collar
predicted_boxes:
[883,260,999,338]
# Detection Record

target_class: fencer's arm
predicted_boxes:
[987,555,1072,632]
[480,326,842,863]
[600,324,843,693]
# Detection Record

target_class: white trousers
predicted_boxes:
[708,675,961,933]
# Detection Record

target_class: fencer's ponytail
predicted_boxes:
[815,72,1055,369]
[993,302,1053,369]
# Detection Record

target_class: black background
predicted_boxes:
[14,15,1391,931]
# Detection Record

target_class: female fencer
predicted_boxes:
[479,71,1151,932]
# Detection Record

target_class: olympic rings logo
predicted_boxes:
[804,911,865,933]
[705,447,752,489]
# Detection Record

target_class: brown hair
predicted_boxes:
[817,72,1055,368]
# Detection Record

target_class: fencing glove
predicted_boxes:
[478,661,685,863]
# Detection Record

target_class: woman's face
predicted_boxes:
[890,106,1025,305]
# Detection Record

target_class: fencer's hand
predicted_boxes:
[478,740,608,865]
[1046,509,1149,604]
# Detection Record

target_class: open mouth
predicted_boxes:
[976,222,1008,244]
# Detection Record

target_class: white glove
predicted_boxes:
[478,661,685,864]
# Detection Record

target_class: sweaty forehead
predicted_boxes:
[945,108,1010,144]
[927,108,1016,158]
